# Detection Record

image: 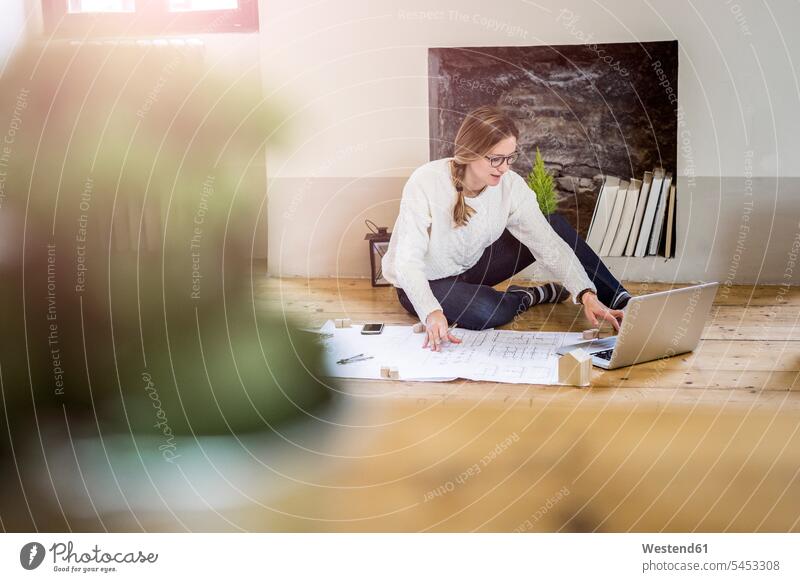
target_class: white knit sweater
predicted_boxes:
[381,157,597,323]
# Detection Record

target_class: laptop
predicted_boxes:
[556,282,719,369]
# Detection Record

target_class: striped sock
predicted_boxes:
[611,290,633,310]
[507,282,570,308]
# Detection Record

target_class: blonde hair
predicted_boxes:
[450,105,519,227]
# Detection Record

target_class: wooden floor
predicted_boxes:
[259,277,800,409]
[214,277,800,532]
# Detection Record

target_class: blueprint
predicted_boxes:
[310,321,583,384]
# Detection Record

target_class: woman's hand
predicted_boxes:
[580,292,624,332]
[422,310,462,352]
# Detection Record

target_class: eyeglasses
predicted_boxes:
[484,152,519,168]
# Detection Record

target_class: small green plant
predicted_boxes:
[526,148,558,215]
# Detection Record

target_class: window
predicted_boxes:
[168,0,239,11]
[68,0,136,13]
[44,0,259,36]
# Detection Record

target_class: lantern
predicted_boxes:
[364,219,391,287]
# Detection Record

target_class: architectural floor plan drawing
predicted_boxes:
[312,322,584,384]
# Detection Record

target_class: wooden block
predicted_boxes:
[558,348,592,386]
[412,323,426,334]
[389,367,400,380]
[380,366,391,379]
[582,328,599,340]
[334,318,352,328]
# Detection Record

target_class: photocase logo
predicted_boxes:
[20,542,46,570]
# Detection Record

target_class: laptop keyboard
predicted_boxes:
[593,349,614,361]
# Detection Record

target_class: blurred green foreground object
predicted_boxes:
[0,42,334,530]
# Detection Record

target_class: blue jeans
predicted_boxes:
[396,213,628,330]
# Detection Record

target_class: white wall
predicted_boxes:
[0,0,38,73]
[0,1,25,69]
[260,0,800,178]
[261,0,800,285]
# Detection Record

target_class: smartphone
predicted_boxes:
[361,323,384,335]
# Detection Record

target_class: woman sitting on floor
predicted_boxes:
[382,105,631,351]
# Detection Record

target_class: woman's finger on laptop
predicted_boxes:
[598,309,621,332]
